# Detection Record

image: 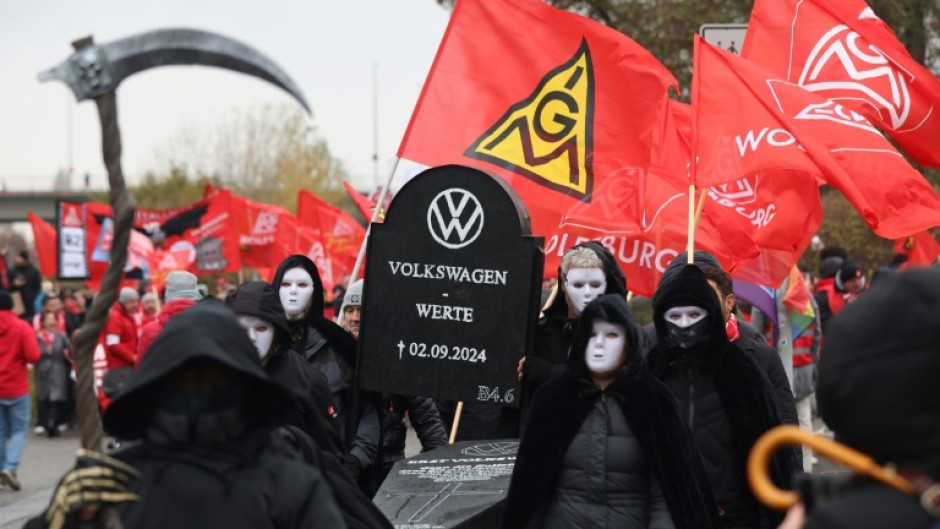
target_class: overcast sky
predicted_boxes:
[0,0,450,193]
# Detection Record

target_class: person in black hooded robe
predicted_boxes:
[645,251,798,431]
[503,294,721,529]
[25,300,345,529]
[517,241,633,425]
[227,282,393,529]
[647,265,800,529]
[271,255,379,487]
[225,281,342,454]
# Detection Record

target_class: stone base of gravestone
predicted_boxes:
[373,439,518,529]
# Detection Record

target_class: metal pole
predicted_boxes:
[372,62,379,188]
[347,158,400,286]
[67,92,74,186]
[775,276,795,390]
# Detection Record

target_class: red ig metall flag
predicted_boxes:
[653,99,822,288]
[743,0,940,170]
[399,0,684,294]
[693,36,940,240]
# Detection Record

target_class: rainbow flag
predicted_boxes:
[734,266,816,346]
[782,266,816,338]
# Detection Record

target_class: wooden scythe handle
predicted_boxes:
[67,37,134,529]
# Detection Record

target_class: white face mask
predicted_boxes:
[564,268,607,316]
[585,320,627,379]
[664,306,708,328]
[237,315,275,359]
[279,267,315,320]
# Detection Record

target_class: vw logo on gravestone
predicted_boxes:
[427,188,485,249]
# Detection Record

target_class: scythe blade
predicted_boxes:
[38,27,310,114]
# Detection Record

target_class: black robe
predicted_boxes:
[648,265,801,528]
[504,294,721,529]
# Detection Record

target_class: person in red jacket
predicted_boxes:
[136,271,202,366]
[97,288,139,411]
[140,292,159,327]
[0,291,41,491]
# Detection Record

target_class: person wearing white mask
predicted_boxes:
[647,265,800,529]
[271,256,379,492]
[226,281,343,458]
[503,294,720,529]
[517,242,631,427]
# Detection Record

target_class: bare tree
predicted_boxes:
[152,104,347,211]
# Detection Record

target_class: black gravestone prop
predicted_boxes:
[359,165,544,406]
[374,440,518,529]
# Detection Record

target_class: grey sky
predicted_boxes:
[0,0,450,192]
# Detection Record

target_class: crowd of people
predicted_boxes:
[0,240,936,529]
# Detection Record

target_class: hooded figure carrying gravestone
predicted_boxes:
[517,241,633,424]
[271,255,379,490]
[24,300,346,529]
[647,265,800,529]
[503,294,721,529]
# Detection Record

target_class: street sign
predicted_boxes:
[700,24,748,54]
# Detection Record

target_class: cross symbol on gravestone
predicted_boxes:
[383,482,506,523]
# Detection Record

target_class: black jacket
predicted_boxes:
[84,300,346,529]
[520,241,632,421]
[9,262,41,318]
[272,256,380,475]
[734,325,800,429]
[504,294,721,529]
[226,281,343,457]
[804,480,937,529]
[380,393,447,464]
[645,250,800,433]
[648,266,800,529]
[808,268,940,528]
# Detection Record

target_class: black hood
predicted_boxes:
[271,254,326,320]
[568,294,645,387]
[657,250,723,293]
[652,264,728,359]
[225,281,291,344]
[271,254,358,363]
[818,267,940,479]
[103,300,296,440]
[545,241,628,319]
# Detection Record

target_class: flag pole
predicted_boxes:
[449,401,464,444]
[348,158,401,287]
[151,284,161,312]
[687,184,696,264]
[693,188,708,232]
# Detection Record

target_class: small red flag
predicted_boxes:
[27,212,57,278]
[342,181,382,222]
[297,190,366,279]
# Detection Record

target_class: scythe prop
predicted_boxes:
[39,28,309,525]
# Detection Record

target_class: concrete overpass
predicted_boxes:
[0,191,93,223]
